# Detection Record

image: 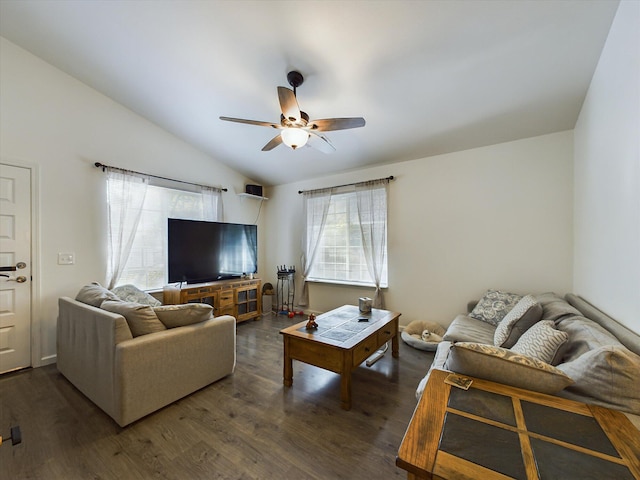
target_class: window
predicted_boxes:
[306,186,388,288]
[106,170,221,290]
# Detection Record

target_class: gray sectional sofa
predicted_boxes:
[417,292,640,427]
[57,283,236,427]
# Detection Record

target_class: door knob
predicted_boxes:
[0,262,26,272]
[5,276,27,283]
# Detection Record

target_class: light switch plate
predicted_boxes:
[58,252,75,265]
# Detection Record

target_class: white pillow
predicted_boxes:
[111,284,161,307]
[494,295,543,348]
[511,320,568,365]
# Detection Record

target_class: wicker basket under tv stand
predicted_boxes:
[163,278,261,323]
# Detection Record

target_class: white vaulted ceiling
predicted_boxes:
[0,0,620,186]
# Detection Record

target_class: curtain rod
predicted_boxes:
[94,162,228,192]
[298,176,394,194]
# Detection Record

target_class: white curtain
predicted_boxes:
[201,186,223,221]
[106,168,149,289]
[299,188,333,306]
[355,179,388,308]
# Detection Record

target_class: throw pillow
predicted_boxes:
[557,345,640,415]
[443,342,574,395]
[153,303,213,328]
[493,294,543,348]
[469,289,522,326]
[75,282,121,307]
[111,284,162,307]
[511,320,568,365]
[101,300,166,337]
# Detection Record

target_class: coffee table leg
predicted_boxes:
[392,333,399,358]
[340,371,352,410]
[283,338,293,387]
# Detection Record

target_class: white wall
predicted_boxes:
[573,0,640,332]
[264,131,574,327]
[0,38,266,365]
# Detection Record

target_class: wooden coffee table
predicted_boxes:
[397,369,640,480]
[280,305,400,410]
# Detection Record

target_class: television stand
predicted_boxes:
[163,278,261,323]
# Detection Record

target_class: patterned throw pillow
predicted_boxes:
[112,284,162,307]
[469,290,522,326]
[511,320,568,365]
[444,342,574,394]
[494,295,543,348]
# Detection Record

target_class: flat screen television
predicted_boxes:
[168,219,257,284]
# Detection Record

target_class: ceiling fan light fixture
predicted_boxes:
[220,70,364,153]
[281,127,309,150]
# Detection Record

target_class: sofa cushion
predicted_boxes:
[153,303,213,328]
[510,320,568,365]
[111,284,161,307]
[75,282,121,307]
[535,292,582,322]
[493,295,543,348]
[443,315,496,345]
[469,289,522,326]
[101,300,166,337]
[444,342,574,395]
[557,345,640,415]
[555,316,623,363]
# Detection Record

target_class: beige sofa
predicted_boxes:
[57,296,236,427]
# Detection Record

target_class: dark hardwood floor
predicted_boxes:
[0,313,434,479]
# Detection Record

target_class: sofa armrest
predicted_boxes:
[114,315,236,426]
[416,341,453,400]
[57,297,133,420]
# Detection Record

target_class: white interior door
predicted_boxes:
[0,164,32,374]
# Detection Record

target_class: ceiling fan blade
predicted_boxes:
[307,132,336,154]
[219,116,280,129]
[309,117,366,132]
[277,87,301,123]
[262,134,283,151]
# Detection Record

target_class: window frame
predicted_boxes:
[305,187,388,288]
[107,178,221,291]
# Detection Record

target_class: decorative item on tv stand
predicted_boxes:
[277,265,302,318]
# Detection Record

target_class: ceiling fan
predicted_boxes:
[220,71,365,153]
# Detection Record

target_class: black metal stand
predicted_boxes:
[276,266,295,315]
